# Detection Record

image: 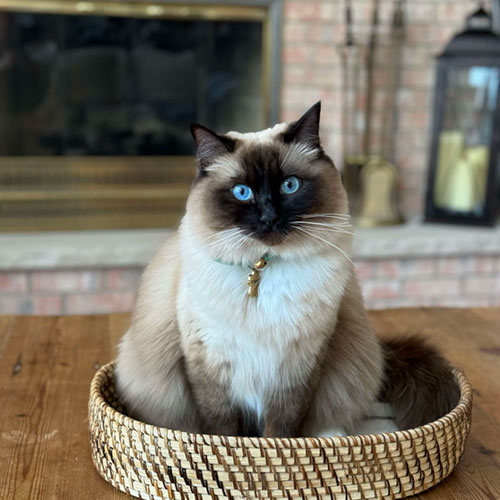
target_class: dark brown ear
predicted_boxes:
[190,124,235,173]
[283,101,322,149]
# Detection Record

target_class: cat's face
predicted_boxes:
[185,102,351,263]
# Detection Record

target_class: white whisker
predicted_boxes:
[240,231,256,251]
[292,221,354,234]
[205,229,244,249]
[201,227,240,243]
[294,220,352,227]
[206,230,241,246]
[301,213,351,220]
[292,226,354,237]
[295,227,353,264]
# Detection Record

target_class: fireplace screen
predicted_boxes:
[0,1,279,231]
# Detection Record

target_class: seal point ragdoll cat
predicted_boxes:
[116,102,459,437]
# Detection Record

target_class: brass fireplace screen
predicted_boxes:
[0,0,279,231]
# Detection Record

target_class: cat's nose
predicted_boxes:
[259,211,278,228]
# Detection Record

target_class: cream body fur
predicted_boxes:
[116,105,385,436]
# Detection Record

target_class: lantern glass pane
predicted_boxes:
[434,66,498,215]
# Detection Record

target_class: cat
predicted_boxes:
[115,102,459,437]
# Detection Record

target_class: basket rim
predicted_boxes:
[89,361,472,447]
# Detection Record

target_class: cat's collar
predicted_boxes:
[213,252,276,267]
[214,253,277,298]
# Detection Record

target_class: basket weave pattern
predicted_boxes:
[89,363,472,500]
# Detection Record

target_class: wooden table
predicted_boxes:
[0,309,499,499]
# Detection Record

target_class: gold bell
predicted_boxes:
[254,259,267,271]
[248,270,260,284]
[247,258,268,298]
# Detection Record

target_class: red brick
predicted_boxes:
[309,24,336,44]
[0,273,28,293]
[355,261,374,279]
[488,295,500,307]
[400,48,433,69]
[31,296,63,315]
[376,260,403,278]
[361,280,401,302]
[373,68,394,88]
[437,258,463,276]
[401,67,435,89]
[364,301,388,311]
[281,107,306,123]
[403,259,436,277]
[0,297,28,314]
[65,292,136,315]
[282,46,309,65]
[435,3,471,24]
[464,277,500,296]
[283,22,308,44]
[284,2,323,22]
[102,269,142,290]
[284,21,336,45]
[396,154,426,172]
[398,108,430,129]
[404,279,460,297]
[319,1,337,21]
[405,25,442,46]
[282,65,308,86]
[406,3,436,23]
[463,257,497,275]
[310,46,338,65]
[282,86,339,109]
[31,270,101,292]
[397,88,431,110]
[395,131,429,153]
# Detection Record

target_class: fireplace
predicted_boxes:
[0,0,281,231]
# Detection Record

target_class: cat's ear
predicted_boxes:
[190,124,235,172]
[283,101,322,149]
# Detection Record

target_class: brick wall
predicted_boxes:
[0,270,140,315]
[1,257,499,315]
[280,0,492,220]
[356,256,500,309]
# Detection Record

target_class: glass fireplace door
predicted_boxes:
[0,1,278,231]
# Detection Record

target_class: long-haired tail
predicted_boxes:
[379,336,461,430]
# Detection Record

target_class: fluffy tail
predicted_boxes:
[379,337,460,430]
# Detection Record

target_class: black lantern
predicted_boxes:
[425,7,500,226]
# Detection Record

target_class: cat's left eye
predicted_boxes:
[281,176,301,195]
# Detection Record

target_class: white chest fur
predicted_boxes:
[178,250,350,419]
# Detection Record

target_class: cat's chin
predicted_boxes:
[252,231,287,247]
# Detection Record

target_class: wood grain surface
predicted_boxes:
[0,309,498,499]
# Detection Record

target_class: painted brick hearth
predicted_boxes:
[1,256,500,315]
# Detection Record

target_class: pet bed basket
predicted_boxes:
[89,362,472,500]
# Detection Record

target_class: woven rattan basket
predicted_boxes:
[89,362,472,500]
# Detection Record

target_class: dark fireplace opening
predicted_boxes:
[0,11,264,156]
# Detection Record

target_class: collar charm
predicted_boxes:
[247,258,268,298]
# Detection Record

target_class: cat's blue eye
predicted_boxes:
[232,184,253,201]
[281,176,301,195]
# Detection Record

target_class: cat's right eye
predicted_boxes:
[232,184,254,201]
